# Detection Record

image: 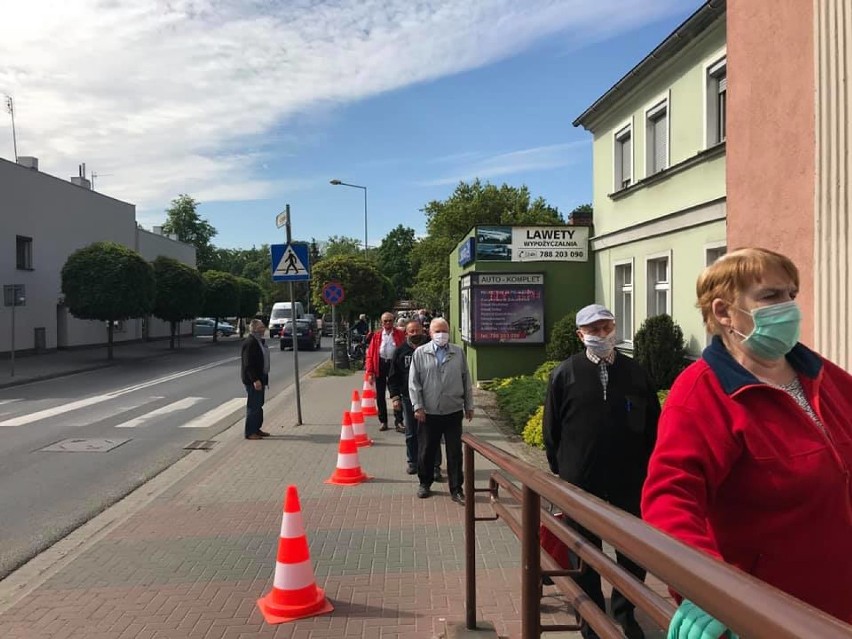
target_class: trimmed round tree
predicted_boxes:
[309,256,395,322]
[201,270,240,342]
[634,314,688,391]
[545,311,584,362]
[61,241,156,360]
[236,277,263,336]
[152,256,205,349]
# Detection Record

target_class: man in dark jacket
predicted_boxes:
[387,320,441,477]
[241,319,270,440]
[543,304,660,639]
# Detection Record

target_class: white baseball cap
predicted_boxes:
[576,304,615,327]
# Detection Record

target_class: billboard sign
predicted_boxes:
[458,237,475,267]
[470,273,544,344]
[512,226,589,262]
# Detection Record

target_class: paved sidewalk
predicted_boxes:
[0,371,666,639]
[0,337,241,389]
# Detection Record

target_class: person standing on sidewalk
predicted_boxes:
[365,311,405,431]
[409,317,473,504]
[240,319,270,440]
[387,319,443,478]
[543,304,659,639]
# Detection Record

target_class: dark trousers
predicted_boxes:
[402,396,441,467]
[376,359,391,425]
[418,411,462,493]
[244,382,266,436]
[568,520,645,636]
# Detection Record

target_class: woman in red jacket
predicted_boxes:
[642,247,852,635]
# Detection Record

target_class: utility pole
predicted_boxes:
[4,95,18,162]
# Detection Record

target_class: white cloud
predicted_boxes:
[418,140,590,186]
[0,0,685,213]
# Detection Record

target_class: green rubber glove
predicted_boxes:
[667,600,738,639]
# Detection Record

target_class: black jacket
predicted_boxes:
[241,336,268,386]
[542,351,660,514]
[386,340,418,400]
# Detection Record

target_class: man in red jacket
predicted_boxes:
[365,311,406,431]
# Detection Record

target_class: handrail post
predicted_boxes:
[464,442,476,630]
[521,485,541,639]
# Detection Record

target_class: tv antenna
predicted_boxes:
[4,95,18,161]
[92,172,113,191]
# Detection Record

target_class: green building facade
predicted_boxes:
[448,224,594,383]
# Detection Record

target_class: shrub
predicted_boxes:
[546,311,584,361]
[634,314,688,391]
[492,376,547,434]
[533,360,560,381]
[522,406,545,449]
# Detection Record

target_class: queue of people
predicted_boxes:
[240,245,850,632]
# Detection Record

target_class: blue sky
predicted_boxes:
[1,1,703,250]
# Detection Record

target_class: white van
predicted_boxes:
[269,302,305,337]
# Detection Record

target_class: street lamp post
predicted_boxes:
[329,179,368,256]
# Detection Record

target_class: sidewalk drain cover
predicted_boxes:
[184,440,216,450]
[40,438,130,453]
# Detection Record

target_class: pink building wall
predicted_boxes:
[727,0,816,344]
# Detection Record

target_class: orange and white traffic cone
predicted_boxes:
[257,485,334,624]
[325,411,369,485]
[349,390,373,447]
[360,376,378,417]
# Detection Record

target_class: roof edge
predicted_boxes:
[572,0,726,130]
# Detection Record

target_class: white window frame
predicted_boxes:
[703,48,728,148]
[645,250,672,318]
[612,118,633,192]
[613,258,634,345]
[704,241,727,266]
[643,92,670,177]
[703,241,727,345]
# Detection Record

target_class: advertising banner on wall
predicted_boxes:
[511,226,589,262]
[474,225,588,262]
[470,273,544,344]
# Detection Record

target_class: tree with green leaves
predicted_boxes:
[377,225,417,301]
[411,180,563,309]
[310,256,394,322]
[634,314,688,391]
[61,241,156,360]
[201,270,240,342]
[237,277,263,325]
[161,194,218,272]
[151,256,205,350]
[322,235,365,259]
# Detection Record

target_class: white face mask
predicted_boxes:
[432,332,449,347]
[583,330,617,357]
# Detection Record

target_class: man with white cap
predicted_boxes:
[543,304,660,639]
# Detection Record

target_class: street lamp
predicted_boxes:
[329,179,368,255]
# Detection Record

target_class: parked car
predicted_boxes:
[193,318,236,337]
[280,319,321,350]
[321,313,333,336]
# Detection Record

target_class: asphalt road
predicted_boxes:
[0,336,330,580]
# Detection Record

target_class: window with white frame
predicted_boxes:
[707,57,727,146]
[16,235,33,270]
[646,99,668,175]
[614,262,633,343]
[646,256,670,317]
[705,244,726,266]
[614,125,632,190]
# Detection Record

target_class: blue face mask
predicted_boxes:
[733,301,801,360]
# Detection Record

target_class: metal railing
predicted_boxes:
[462,434,852,639]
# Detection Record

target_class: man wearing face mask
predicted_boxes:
[240,319,271,440]
[409,318,473,503]
[387,320,442,477]
[543,304,659,639]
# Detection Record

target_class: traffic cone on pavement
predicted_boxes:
[325,411,369,485]
[349,391,373,447]
[257,485,334,624]
[360,375,378,417]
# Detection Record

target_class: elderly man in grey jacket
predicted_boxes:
[409,317,474,503]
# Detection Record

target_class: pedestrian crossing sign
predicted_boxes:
[271,243,311,282]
